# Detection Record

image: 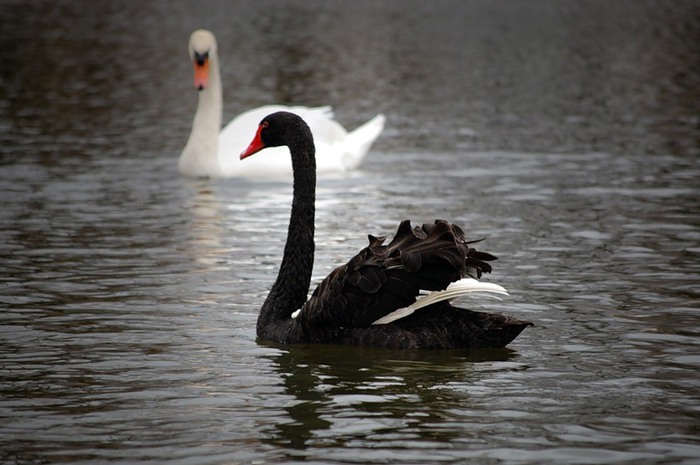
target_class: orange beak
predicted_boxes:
[240,124,266,160]
[193,59,209,90]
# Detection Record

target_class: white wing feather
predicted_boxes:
[291,277,507,324]
[371,278,508,325]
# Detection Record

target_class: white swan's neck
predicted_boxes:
[179,54,223,177]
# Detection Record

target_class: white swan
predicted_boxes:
[179,29,386,178]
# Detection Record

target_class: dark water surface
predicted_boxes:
[1,1,699,464]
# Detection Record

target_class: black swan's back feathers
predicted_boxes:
[299,220,470,327]
[294,219,531,348]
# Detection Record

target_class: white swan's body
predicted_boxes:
[179,30,385,178]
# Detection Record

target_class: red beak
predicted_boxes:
[193,60,209,90]
[240,124,266,160]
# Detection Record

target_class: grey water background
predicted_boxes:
[1,0,699,463]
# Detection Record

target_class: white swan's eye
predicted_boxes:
[194,51,209,65]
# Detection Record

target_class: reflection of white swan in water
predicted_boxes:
[183,180,294,270]
[183,176,375,310]
[181,184,230,270]
[179,29,386,178]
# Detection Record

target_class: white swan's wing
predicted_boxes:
[339,113,385,170]
[219,105,331,158]
[218,105,385,177]
[217,105,339,177]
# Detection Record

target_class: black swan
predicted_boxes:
[240,112,532,349]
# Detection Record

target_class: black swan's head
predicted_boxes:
[240,111,313,160]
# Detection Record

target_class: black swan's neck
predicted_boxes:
[257,133,317,335]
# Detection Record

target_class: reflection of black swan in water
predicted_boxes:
[240,112,532,349]
[264,344,522,449]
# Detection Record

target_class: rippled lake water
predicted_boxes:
[1,1,699,464]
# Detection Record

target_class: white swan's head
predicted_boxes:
[188,29,218,91]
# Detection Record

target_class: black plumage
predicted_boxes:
[240,111,532,349]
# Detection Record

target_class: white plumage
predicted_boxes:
[179,30,385,178]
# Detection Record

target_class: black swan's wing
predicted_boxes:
[295,219,498,329]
